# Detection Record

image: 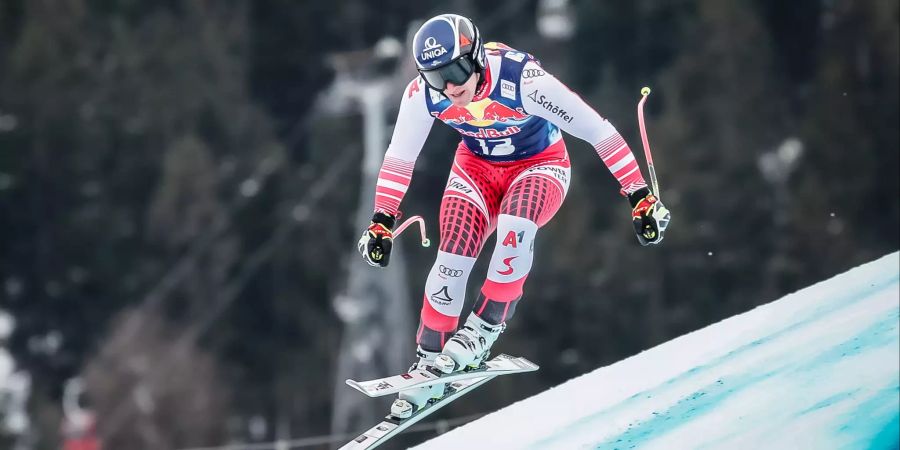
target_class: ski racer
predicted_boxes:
[357,14,671,419]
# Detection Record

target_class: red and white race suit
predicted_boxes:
[372,42,649,351]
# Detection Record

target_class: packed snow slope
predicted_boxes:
[416,252,899,450]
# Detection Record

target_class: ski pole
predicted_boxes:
[637,86,660,198]
[393,215,431,247]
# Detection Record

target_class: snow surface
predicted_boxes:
[415,252,900,450]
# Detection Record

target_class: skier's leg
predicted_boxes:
[474,160,570,325]
[436,145,571,373]
[394,145,500,418]
[415,148,500,353]
[414,206,488,354]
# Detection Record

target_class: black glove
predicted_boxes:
[628,187,671,246]
[357,212,396,267]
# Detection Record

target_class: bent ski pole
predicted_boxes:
[637,86,660,198]
[393,215,430,247]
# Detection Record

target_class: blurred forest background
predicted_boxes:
[0,0,897,449]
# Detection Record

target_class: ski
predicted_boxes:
[345,353,538,397]
[339,375,495,450]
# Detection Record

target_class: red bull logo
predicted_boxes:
[431,105,477,125]
[458,126,521,139]
[432,101,530,126]
[482,102,529,122]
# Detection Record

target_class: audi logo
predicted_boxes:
[522,69,546,78]
[438,265,463,277]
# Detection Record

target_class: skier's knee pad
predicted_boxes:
[473,215,537,325]
[484,214,538,299]
[421,251,477,332]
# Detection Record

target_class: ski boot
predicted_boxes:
[390,346,445,419]
[434,314,506,374]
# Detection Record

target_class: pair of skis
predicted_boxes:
[339,354,538,449]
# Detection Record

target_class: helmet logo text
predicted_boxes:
[421,36,448,61]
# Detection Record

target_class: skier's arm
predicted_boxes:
[373,78,435,216]
[519,62,648,195]
[359,78,435,267]
[520,62,670,244]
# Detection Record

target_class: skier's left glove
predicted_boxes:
[357,212,396,267]
[628,187,671,246]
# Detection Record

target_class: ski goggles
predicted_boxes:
[419,56,476,91]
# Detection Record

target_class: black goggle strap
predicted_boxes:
[469,20,482,68]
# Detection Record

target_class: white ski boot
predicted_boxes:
[434,314,506,374]
[390,347,445,419]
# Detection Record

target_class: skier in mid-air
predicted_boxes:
[357,13,671,419]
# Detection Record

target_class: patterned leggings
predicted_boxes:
[416,139,571,352]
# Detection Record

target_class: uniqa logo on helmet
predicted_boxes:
[420,36,447,61]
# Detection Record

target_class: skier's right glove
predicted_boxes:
[357,212,396,267]
[628,187,671,246]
